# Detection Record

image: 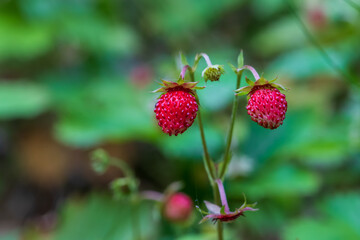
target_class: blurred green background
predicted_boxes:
[0,0,359,239]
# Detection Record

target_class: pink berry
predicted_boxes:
[246,85,287,129]
[154,87,198,136]
[163,192,193,223]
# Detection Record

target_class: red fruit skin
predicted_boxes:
[154,87,198,136]
[246,85,287,129]
[164,193,193,223]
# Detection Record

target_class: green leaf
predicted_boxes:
[283,218,359,240]
[0,82,50,119]
[53,193,156,240]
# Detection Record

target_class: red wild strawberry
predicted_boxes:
[236,77,288,130]
[163,192,193,223]
[153,79,204,136]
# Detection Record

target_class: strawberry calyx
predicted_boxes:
[235,76,287,99]
[152,78,205,95]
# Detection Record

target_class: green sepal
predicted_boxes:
[271,82,287,91]
[152,87,165,93]
[220,205,226,215]
[254,76,268,86]
[237,50,244,68]
[162,79,179,88]
[182,82,199,89]
[269,76,278,83]
[239,193,247,209]
[194,86,206,90]
[196,205,209,215]
[245,77,254,86]
[234,85,252,96]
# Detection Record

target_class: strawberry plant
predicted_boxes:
[153,51,288,240]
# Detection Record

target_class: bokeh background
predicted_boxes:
[0,0,360,239]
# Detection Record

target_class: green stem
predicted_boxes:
[191,69,222,239]
[189,70,216,181]
[219,72,242,179]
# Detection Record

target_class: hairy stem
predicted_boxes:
[219,72,242,179]
[200,53,213,66]
[180,65,192,80]
[238,65,259,80]
[216,179,230,213]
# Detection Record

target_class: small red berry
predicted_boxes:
[163,192,193,223]
[246,84,287,129]
[154,86,198,136]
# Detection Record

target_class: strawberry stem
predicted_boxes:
[199,53,213,66]
[238,65,260,80]
[219,71,243,179]
[180,65,192,80]
[216,179,230,213]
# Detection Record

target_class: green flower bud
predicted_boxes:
[91,149,110,174]
[201,65,225,82]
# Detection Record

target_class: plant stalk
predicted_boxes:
[219,72,242,179]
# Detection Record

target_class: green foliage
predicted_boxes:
[54,194,156,240]
[0,82,50,119]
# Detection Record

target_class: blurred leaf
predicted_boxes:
[319,192,360,236]
[60,16,140,56]
[229,164,321,199]
[251,16,306,56]
[54,193,156,240]
[0,15,53,60]
[51,78,156,146]
[0,81,50,119]
[283,218,359,240]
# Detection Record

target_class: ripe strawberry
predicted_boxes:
[236,77,288,129]
[153,80,204,136]
[163,192,193,223]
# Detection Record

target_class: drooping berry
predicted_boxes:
[163,192,193,223]
[154,86,198,136]
[246,84,287,129]
[235,76,288,130]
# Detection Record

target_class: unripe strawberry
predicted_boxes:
[163,192,193,223]
[153,80,204,136]
[247,85,287,129]
[202,65,225,82]
[236,77,288,130]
